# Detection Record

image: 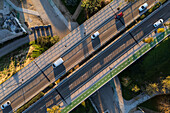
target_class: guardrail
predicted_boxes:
[61,29,170,113]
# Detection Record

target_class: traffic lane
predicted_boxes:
[3,73,51,113]
[122,0,154,17]
[57,33,135,97]
[62,0,168,70]
[123,0,155,25]
[63,21,121,69]
[25,89,62,113]
[62,0,155,69]
[23,2,170,112]
[62,0,150,62]
[131,4,170,40]
[0,0,161,112]
[57,2,170,99]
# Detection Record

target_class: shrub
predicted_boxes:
[16,92,44,113]
[143,37,154,43]
[153,3,161,10]
[140,14,145,20]
[157,28,165,33]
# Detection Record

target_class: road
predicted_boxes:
[23,2,170,113]
[0,0,157,112]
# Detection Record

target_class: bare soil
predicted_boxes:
[10,0,43,27]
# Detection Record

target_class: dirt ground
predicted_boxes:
[10,0,36,10]
[10,0,44,27]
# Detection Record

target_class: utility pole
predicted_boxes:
[33,61,50,82]
[33,61,67,105]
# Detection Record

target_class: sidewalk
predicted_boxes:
[6,0,40,16]
[31,0,70,37]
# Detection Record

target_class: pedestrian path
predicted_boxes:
[6,0,40,16]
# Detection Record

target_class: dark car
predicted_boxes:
[115,12,123,19]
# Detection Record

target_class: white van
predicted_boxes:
[52,58,64,68]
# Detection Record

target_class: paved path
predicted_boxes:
[31,0,70,37]
[113,76,160,113]
[6,0,40,16]
[71,0,82,20]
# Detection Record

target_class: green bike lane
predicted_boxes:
[61,29,170,113]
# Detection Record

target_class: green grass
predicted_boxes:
[61,0,81,15]
[70,99,96,113]
[138,94,170,112]
[119,36,170,100]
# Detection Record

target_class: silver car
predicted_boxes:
[153,19,163,28]
[1,101,11,109]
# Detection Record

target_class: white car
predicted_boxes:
[139,3,148,12]
[153,19,163,28]
[1,101,11,109]
[91,31,99,40]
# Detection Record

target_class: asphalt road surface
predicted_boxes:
[0,0,158,112]
[24,2,170,113]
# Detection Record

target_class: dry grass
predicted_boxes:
[0,45,34,84]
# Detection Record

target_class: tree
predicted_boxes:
[132,85,140,92]
[146,83,159,95]
[47,105,61,113]
[81,0,102,16]
[143,37,154,43]
[161,76,170,93]
[157,28,165,33]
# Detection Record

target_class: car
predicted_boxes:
[91,31,99,39]
[153,19,163,28]
[52,58,64,68]
[115,12,123,19]
[1,101,11,109]
[139,3,148,12]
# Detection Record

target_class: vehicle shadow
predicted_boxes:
[92,36,101,51]
[115,17,125,31]
[1,105,12,113]
[53,64,66,79]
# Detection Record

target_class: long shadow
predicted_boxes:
[36,29,41,37]
[39,0,69,36]
[39,26,45,36]
[115,17,125,31]
[44,26,50,36]
[48,25,53,37]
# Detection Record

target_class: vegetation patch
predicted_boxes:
[16,92,44,113]
[138,94,170,112]
[0,36,59,85]
[119,35,170,100]
[70,99,96,113]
